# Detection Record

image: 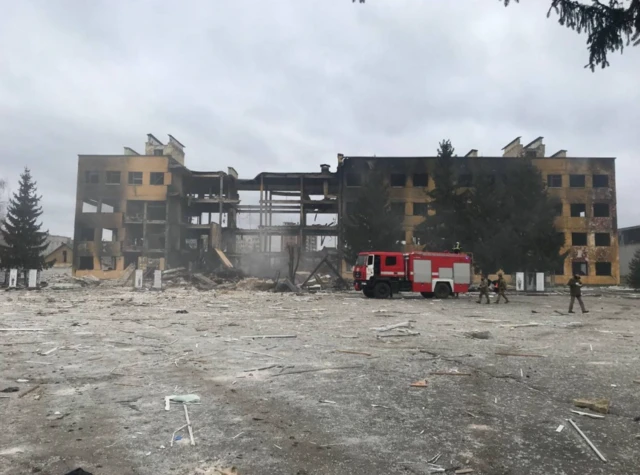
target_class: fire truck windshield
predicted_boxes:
[355,255,367,266]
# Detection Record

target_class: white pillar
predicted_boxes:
[28,269,38,288]
[153,270,162,289]
[536,272,545,292]
[515,272,524,292]
[134,269,144,288]
[8,269,18,288]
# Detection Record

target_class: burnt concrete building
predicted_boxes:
[337,137,619,285]
[618,225,640,280]
[73,135,338,279]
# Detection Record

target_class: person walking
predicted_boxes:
[477,274,490,304]
[495,273,509,304]
[567,274,588,314]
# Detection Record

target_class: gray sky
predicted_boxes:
[1,0,638,236]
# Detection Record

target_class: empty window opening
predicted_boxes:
[78,256,94,270]
[595,233,611,246]
[390,174,406,187]
[413,202,429,216]
[557,233,566,246]
[554,260,565,276]
[390,202,405,216]
[147,202,167,221]
[82,199,98,213]
[101,228,114,242]
[85,171,99,184]
[413,173,428,187]
[572,233,587,246]
[572,261,588,276]
[595,262,612,276]
[547,175,562,188]
[385,256,397,266]
[524,150,537,158]
[128,171,143,185]
[593,203,610,218]
[153,149,164,156]
[346,173,362,187]
[78,227,94,241]
[126,201,144,221]
[570,174,586,188]
[100,199,119,213]
[150,172,165,185]
[100,256,117,271]
[62,250,68,263]
[554,203,563,216]
[458,174,473,187]
[592,174,609,188]
[570,203,586,217]
[105,171,121,185]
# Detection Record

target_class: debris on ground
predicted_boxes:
[65,469,94,475]
[465,330,491,340]
[410,380,428,388]
[176,310,189,314]
[235,277,276,291]
[165,394,201,410]
[371,321,414,332]
[1,387,19,393]
[573,398,610,415]
[568,418,607,462]
[571,409,605,419]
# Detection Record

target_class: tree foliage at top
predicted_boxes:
[0,168,50,271]
[341,166,404,264]
[414,141,566,274]
[626,248,640,289]
[353,0,639,70]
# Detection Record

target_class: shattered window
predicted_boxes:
[150,172,165,185]
[569,174,586,188]
[105,171,121,185]
[593,203,610,217]
[128,171,143,185]
[595,262,612,276]
[413,202,429,216]
[572,261,588,276]
[592,174,609,188]
[85,171,99,184]
[78,256,94,270]
[390,174,406,187]
[570,203,586,217]
[594,233,611,246]
[571,233,587,246]
[553,203,563,216]
[413,173,428,187]
[79,227,94,241]
[547,175,562,187]
[390,202,405,216]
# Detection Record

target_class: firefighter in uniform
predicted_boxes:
[452,242,461,254]
[495,273,509,304]
[567,274,589,313]
[477,274,490,304]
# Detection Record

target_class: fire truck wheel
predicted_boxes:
[434,282,451,299]
[363,288,375,298]
[374,282,391,299]
[420,292,434,299]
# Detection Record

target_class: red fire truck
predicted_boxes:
[352,251,472,299]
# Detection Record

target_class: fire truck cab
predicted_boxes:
[352,251,472,299]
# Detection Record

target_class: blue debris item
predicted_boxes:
[174,435,183,441]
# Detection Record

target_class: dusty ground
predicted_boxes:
[1,279,639,475]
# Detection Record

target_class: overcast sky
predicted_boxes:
[1,0,638,236]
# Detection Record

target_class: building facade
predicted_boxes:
[618,225,640,280]
[337,137,619,285]
[73,135,618,285]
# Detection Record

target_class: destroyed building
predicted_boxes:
[337,137,619,285]
[73,135,339,279]
[73,135,618,285]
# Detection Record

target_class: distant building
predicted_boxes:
[45,243,73,267]
[43,235,73,257]
[619,225,640,280]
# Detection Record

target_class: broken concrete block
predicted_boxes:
[193,273,217,288]
[573,398,610,414]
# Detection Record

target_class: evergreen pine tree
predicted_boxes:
[626,249,640,290]
[0,168,49,275]
[341,166,404,264]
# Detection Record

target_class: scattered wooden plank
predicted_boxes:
[571,410,605,419]
[0,328,45,332]
[334,350,372,357]
[455,470,474,474]
[410,380,428,388]
[272,365,362,377]
[371,321,413,332]
[243,364,280,372]
[184,404,196,446]
[18,385,40,399]
[40,347,58,356]
[430,372,472,376]
[240,335,297,339]
[568,418,607,463]
[633,380,640,384]
[495,352,545,358]
[235,349,283,360]
[499,323,540,328]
